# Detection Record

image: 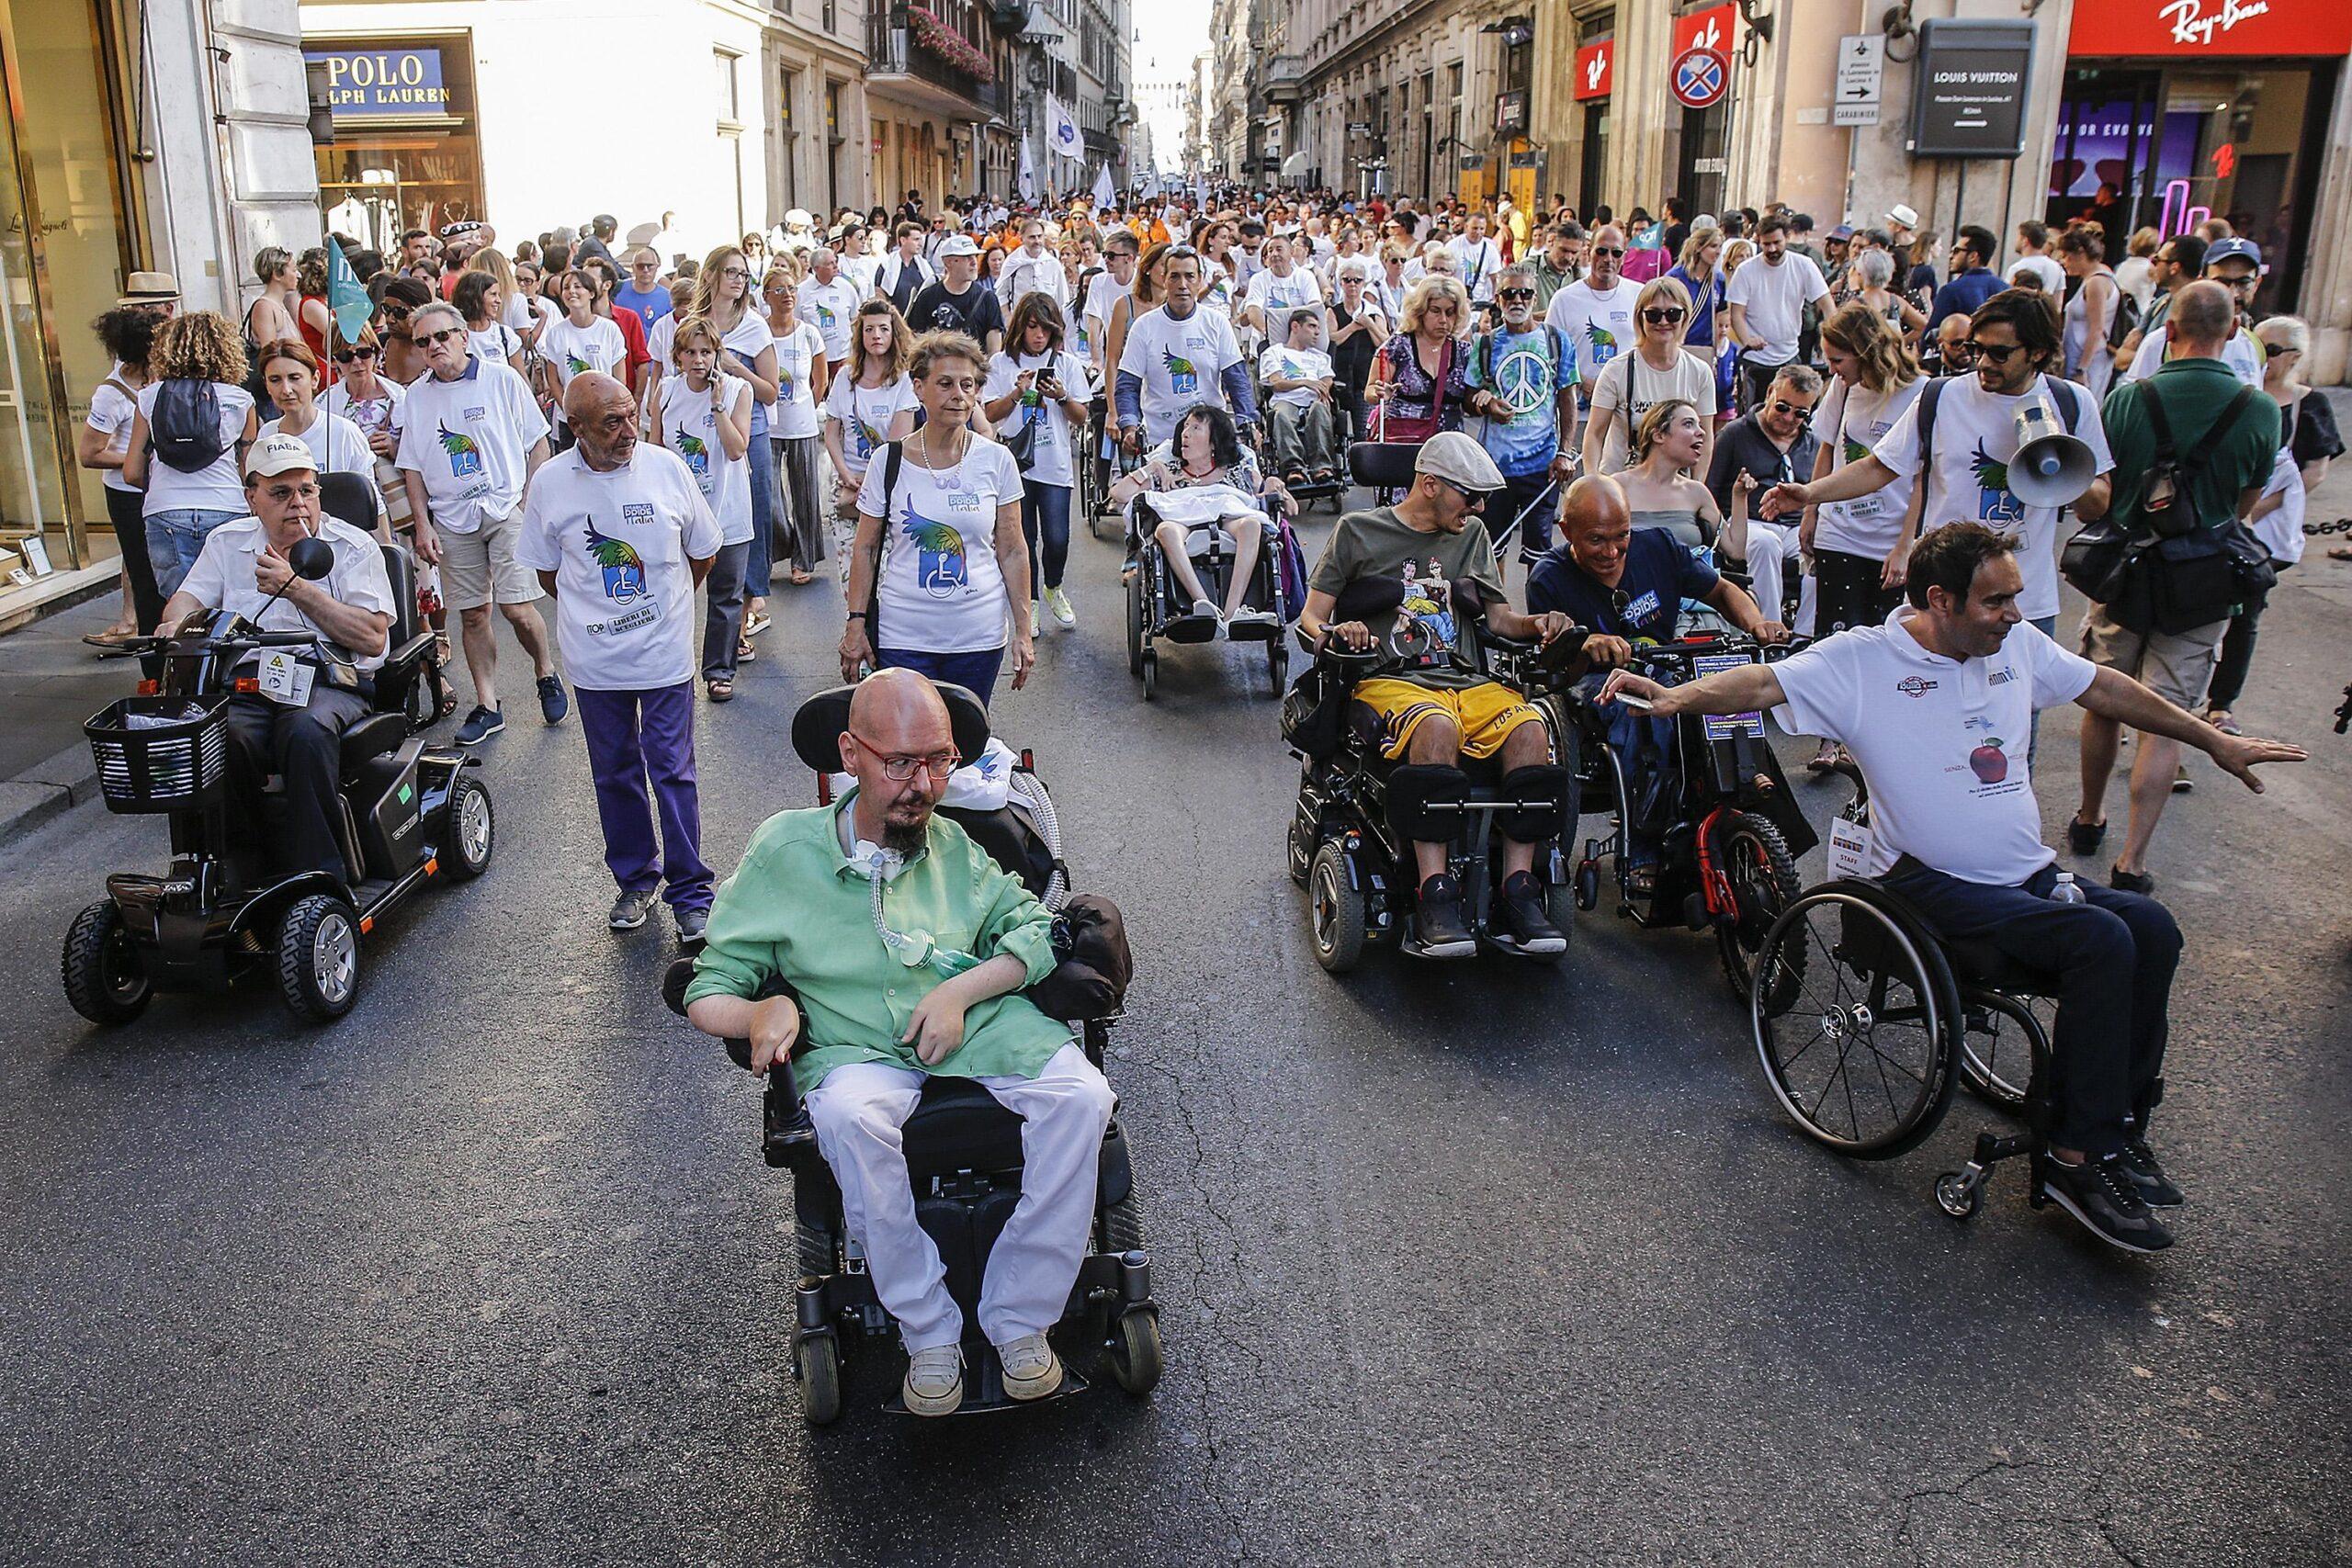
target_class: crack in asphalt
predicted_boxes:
[1892,1454,2152,1568]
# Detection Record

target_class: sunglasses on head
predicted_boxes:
[1642,306,1687,324]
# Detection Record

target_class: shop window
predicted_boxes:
[309,38,486,254]
[716,50,741,127]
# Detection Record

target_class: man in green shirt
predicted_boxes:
[1297,432,1583,958]
[2075,280,2280,894]
[1528,222,1586,315]
[684,670,1114,1416]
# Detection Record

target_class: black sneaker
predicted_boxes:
[674,904,709,945]
[1408,874,1476,959]
[2117,1137,2185,1209]
[2037,1152,2175,1254]
[537,673,570,725]
[456,704,505,746]
[608,887,658,931]
[2066,816,2106,855]
[1492,871,1566,955]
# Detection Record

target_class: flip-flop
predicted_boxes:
[736,638,757,662]
[789,570,815,586]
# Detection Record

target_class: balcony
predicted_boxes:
[866,5,998,119]
[1264,53,1306,106]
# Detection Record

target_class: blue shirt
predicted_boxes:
[1525,530,1720,645]
[1926,266,2000,332]
[612,283,673,333]
[1666,265,1721,346]
[1465,327,1566,479]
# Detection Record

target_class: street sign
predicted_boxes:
[1835,33,1883,125]
[1909,18,2034,158]
[1346,120,1372,135]
[1670,46,1728,109]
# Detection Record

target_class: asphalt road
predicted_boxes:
[3,490,2348,1567]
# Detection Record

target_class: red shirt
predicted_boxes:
[605,305,653,386]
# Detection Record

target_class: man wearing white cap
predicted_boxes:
[154,434,395,878]
[908,234,1006,355]
[1295,431,1584,959]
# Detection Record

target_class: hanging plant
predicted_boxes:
[908,6,995,81]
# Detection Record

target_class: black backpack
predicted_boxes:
[150,378,230,474]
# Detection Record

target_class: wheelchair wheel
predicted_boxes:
[1124,567,1146,679]
[1107,1307,1164,1396]
[62,900,151,1026]
[442,775,494,880]
[794,1335,843,1427]
[1307,841,1368,973]
[1266,638,1287,697]
[1713,812,1801,1002]
[1750,887,1961,1159]
[277,894,361,1023]
[1959,989,2047,1112]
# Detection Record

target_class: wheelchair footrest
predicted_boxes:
[883,1342,1091,1416]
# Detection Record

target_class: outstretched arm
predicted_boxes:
[2077,667,2305,788]
[1599,660,1787,716]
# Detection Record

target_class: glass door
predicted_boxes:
[0,0,76,607]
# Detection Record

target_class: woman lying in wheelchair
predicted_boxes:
[1107,402,1293,642]
[1601,522,2305,1254]
[682,671,1126,1416]
[1295,432,1589,959]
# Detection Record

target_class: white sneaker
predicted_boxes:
[1028,604,1040,637]
[902,1344,965,1416]
[1045,586,1077,627]
[996,1333,1064,1401]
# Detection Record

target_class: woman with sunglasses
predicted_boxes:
[838,331,1033,702]
[1582,276,1716,477]
[763,266,830,588]
[258,339,383,528]
[1366,276,1473,442]
[1615,399,1725,553]
[373,275,434,387]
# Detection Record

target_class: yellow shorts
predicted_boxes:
[1354,678,1546,761]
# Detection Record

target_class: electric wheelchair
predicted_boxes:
[1747,775,2067,1224]
[1123,488,1295,700]
[1283,592,1589,971]
[664,682,1161,1426]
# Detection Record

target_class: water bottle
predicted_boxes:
[2049,870,2086,906]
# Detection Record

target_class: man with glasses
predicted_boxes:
[612,247,673,333]
[1927,224,2004,333]
[154,435,394,879]
[2119,238,2265,389]
[1464,265,1578,565]
[1706,364,1824,619]
[1725,215,1832,416]
[396,299,564,747]
[1544,222,1639,407]
[518,374,721,939]
[1114,245,1255,452]
[1764,288,2114,653]
[683,667,1117,1416]
[2110,232,2203,373]
[1925,312,1975,378]
[909,235,1006,356]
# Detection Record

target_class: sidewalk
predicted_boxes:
[0,593,134,840]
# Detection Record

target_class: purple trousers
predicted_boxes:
[576,681,711,912]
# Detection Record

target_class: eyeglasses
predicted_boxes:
[720,266,752,281]
[421,327,467,346]
[1967,339,2025,362]
[333,345,379,364]
[1940,339,1979,360]
[1498,288,1536,301]
[849,731,960,782]
[1768,399,1815,423]
[1642,307,1687,324]
[1433,477,1488,508]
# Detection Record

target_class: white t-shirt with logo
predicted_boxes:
[1869,374,2114,622]
[1242,266,1325,346]
[1586,349,1717,472]
[1118,305,1245,446]
[1449,237,1504,302]
[514,445,721,691]
[797,276,864,362]
[394,360,551,535]
[1770,608,2098,885]
[537,315,628,425]
[1724,253,1829,366]
[1544,278,1639,396]
[984,349,1088,488]
[768,321,826,439]
[2119,326,2263,388]
[1257,344,1333,412]
[855,436,1024,654]
[825,370,920,482]
[1812,375,1927,559]
[656,372,754,546]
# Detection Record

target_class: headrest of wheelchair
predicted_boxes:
[788,682,992,774]
[1331,575,1406,624]
[1348,442,1424,489]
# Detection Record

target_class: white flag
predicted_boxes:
[1046,96,1083,164]
[1017,137,1038,202]
[1091,163,1116,209]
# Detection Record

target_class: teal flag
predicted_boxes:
[325,237,373,345]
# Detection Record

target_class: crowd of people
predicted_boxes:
[75,175,2327,1276]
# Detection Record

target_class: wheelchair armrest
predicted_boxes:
[380,631,434,675]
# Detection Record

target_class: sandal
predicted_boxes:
[736,637,757,663]
[788,569,815,586]
[1626,864,1659,897]
[1805,739,1841,773]
[2331,545,2352,562]
[707,678,735,704]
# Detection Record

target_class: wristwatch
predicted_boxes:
[846,610,869,622]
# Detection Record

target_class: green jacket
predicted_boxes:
[684,792,1069,1091]
[2098,357,2279,536]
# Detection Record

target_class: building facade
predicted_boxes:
[864,0,1010,209]
[1,0,311,625]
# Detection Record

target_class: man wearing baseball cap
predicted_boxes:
[1295,430,1586,958]
[2119,237,2266,388]
[153,434,396,878]
[908,232,1006,354]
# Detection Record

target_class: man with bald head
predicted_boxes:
[518,371,722,936]
[396,295,560,744]
[684,668,1115,1416]
[1527,474,1783,888]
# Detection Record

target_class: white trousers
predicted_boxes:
[803,1042,1114,1352]
[1737,517,1815,631]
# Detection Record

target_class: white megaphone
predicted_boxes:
[2008,392,2097,509]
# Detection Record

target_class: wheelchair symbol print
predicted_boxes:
[1672,47,1728,109]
